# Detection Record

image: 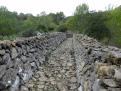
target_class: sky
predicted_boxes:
[0,0,121,16]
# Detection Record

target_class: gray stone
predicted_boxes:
[69,84,77,89]
[38,85,44,89]
[30,49,36,52]
[70,77,77,83]
[38,56,45,64]
[2,53,11,64]
[7,60,14,68]
[2,68,17,87]
[14,58,23,72]
[26,57,33,62]
[30,62,37,70]
[0,50,5,55]
[20,86,29,91]
[92,79,107,91]
[21,56,27,63]
[22,63,33,82]
[57,82,68,91]
[22,49,27,55]
[102,79,118,87]
[108,87,121,91]
[0,57,2,64]
[0,65,6,79]
[34,59,40,69]
[10,76,20,91]
[78,85,82,91]
[11,48,18,59]
[26,46,30,52]
[16,47,22,55]
[114,69,121,80]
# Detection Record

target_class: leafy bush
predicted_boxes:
[0,6,18,36]
[81,12,111,41]
[22,29,37,37]
[56,24,67,32]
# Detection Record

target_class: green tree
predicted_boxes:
[85,12,111,41]
[105,6,121,46]
[74,4,89,15]
[0,6,18,36]
[65,4,89,32]
[48,12,65,25]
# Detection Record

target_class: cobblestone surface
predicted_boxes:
[25,38,78,91]
[20,34,121,91]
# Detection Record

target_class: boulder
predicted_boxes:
[0,50,5,55]
[2,68,17,88]
[114,69,121,80]
[95,62,115,78]
[93,79,107,91]
[11,48,18,59]
[102,79,119,88]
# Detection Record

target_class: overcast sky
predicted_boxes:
[0,0,121,16]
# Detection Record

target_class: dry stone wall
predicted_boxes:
[0,33,67,91]
[75,34,121,91]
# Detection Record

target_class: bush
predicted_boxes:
[0,34,17,40]
[84,12,111,41]
[22,29,37,37]
[85,23,111,41]
[56,24,67,32]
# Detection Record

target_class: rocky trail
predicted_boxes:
[19,35,121,91]
[0,33,121,91]
[25,37,79,91]
[24,34,121,91]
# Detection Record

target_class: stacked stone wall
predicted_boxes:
[75,34,121,91]
[0,33,67,91]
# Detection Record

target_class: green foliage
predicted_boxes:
[36,12,63,32]
[21,29,37,37]
[105,6,121,46]
[0,34,17,40]
[65,16,77,31]
[0,6,18,36]
[48,12,65,25]
[84,12,111,41]
[1,4,121,48]
[23,16,37,29]
[66,4,111,43]
[74,4,89,15]
[66,4,89,32]
[65,15,88,32]
[56,24,67,32]
[0,6,65,39]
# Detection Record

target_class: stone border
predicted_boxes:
[0,33,67,91]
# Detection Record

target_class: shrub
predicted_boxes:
[56,24,67,32]
[84,12,111,41]
[22,29,37,37]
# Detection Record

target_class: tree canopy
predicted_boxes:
[0,4,121,47]
[74,4,89,15]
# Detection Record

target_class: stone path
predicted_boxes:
[25,37,79,91]
[18,34,121,91]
